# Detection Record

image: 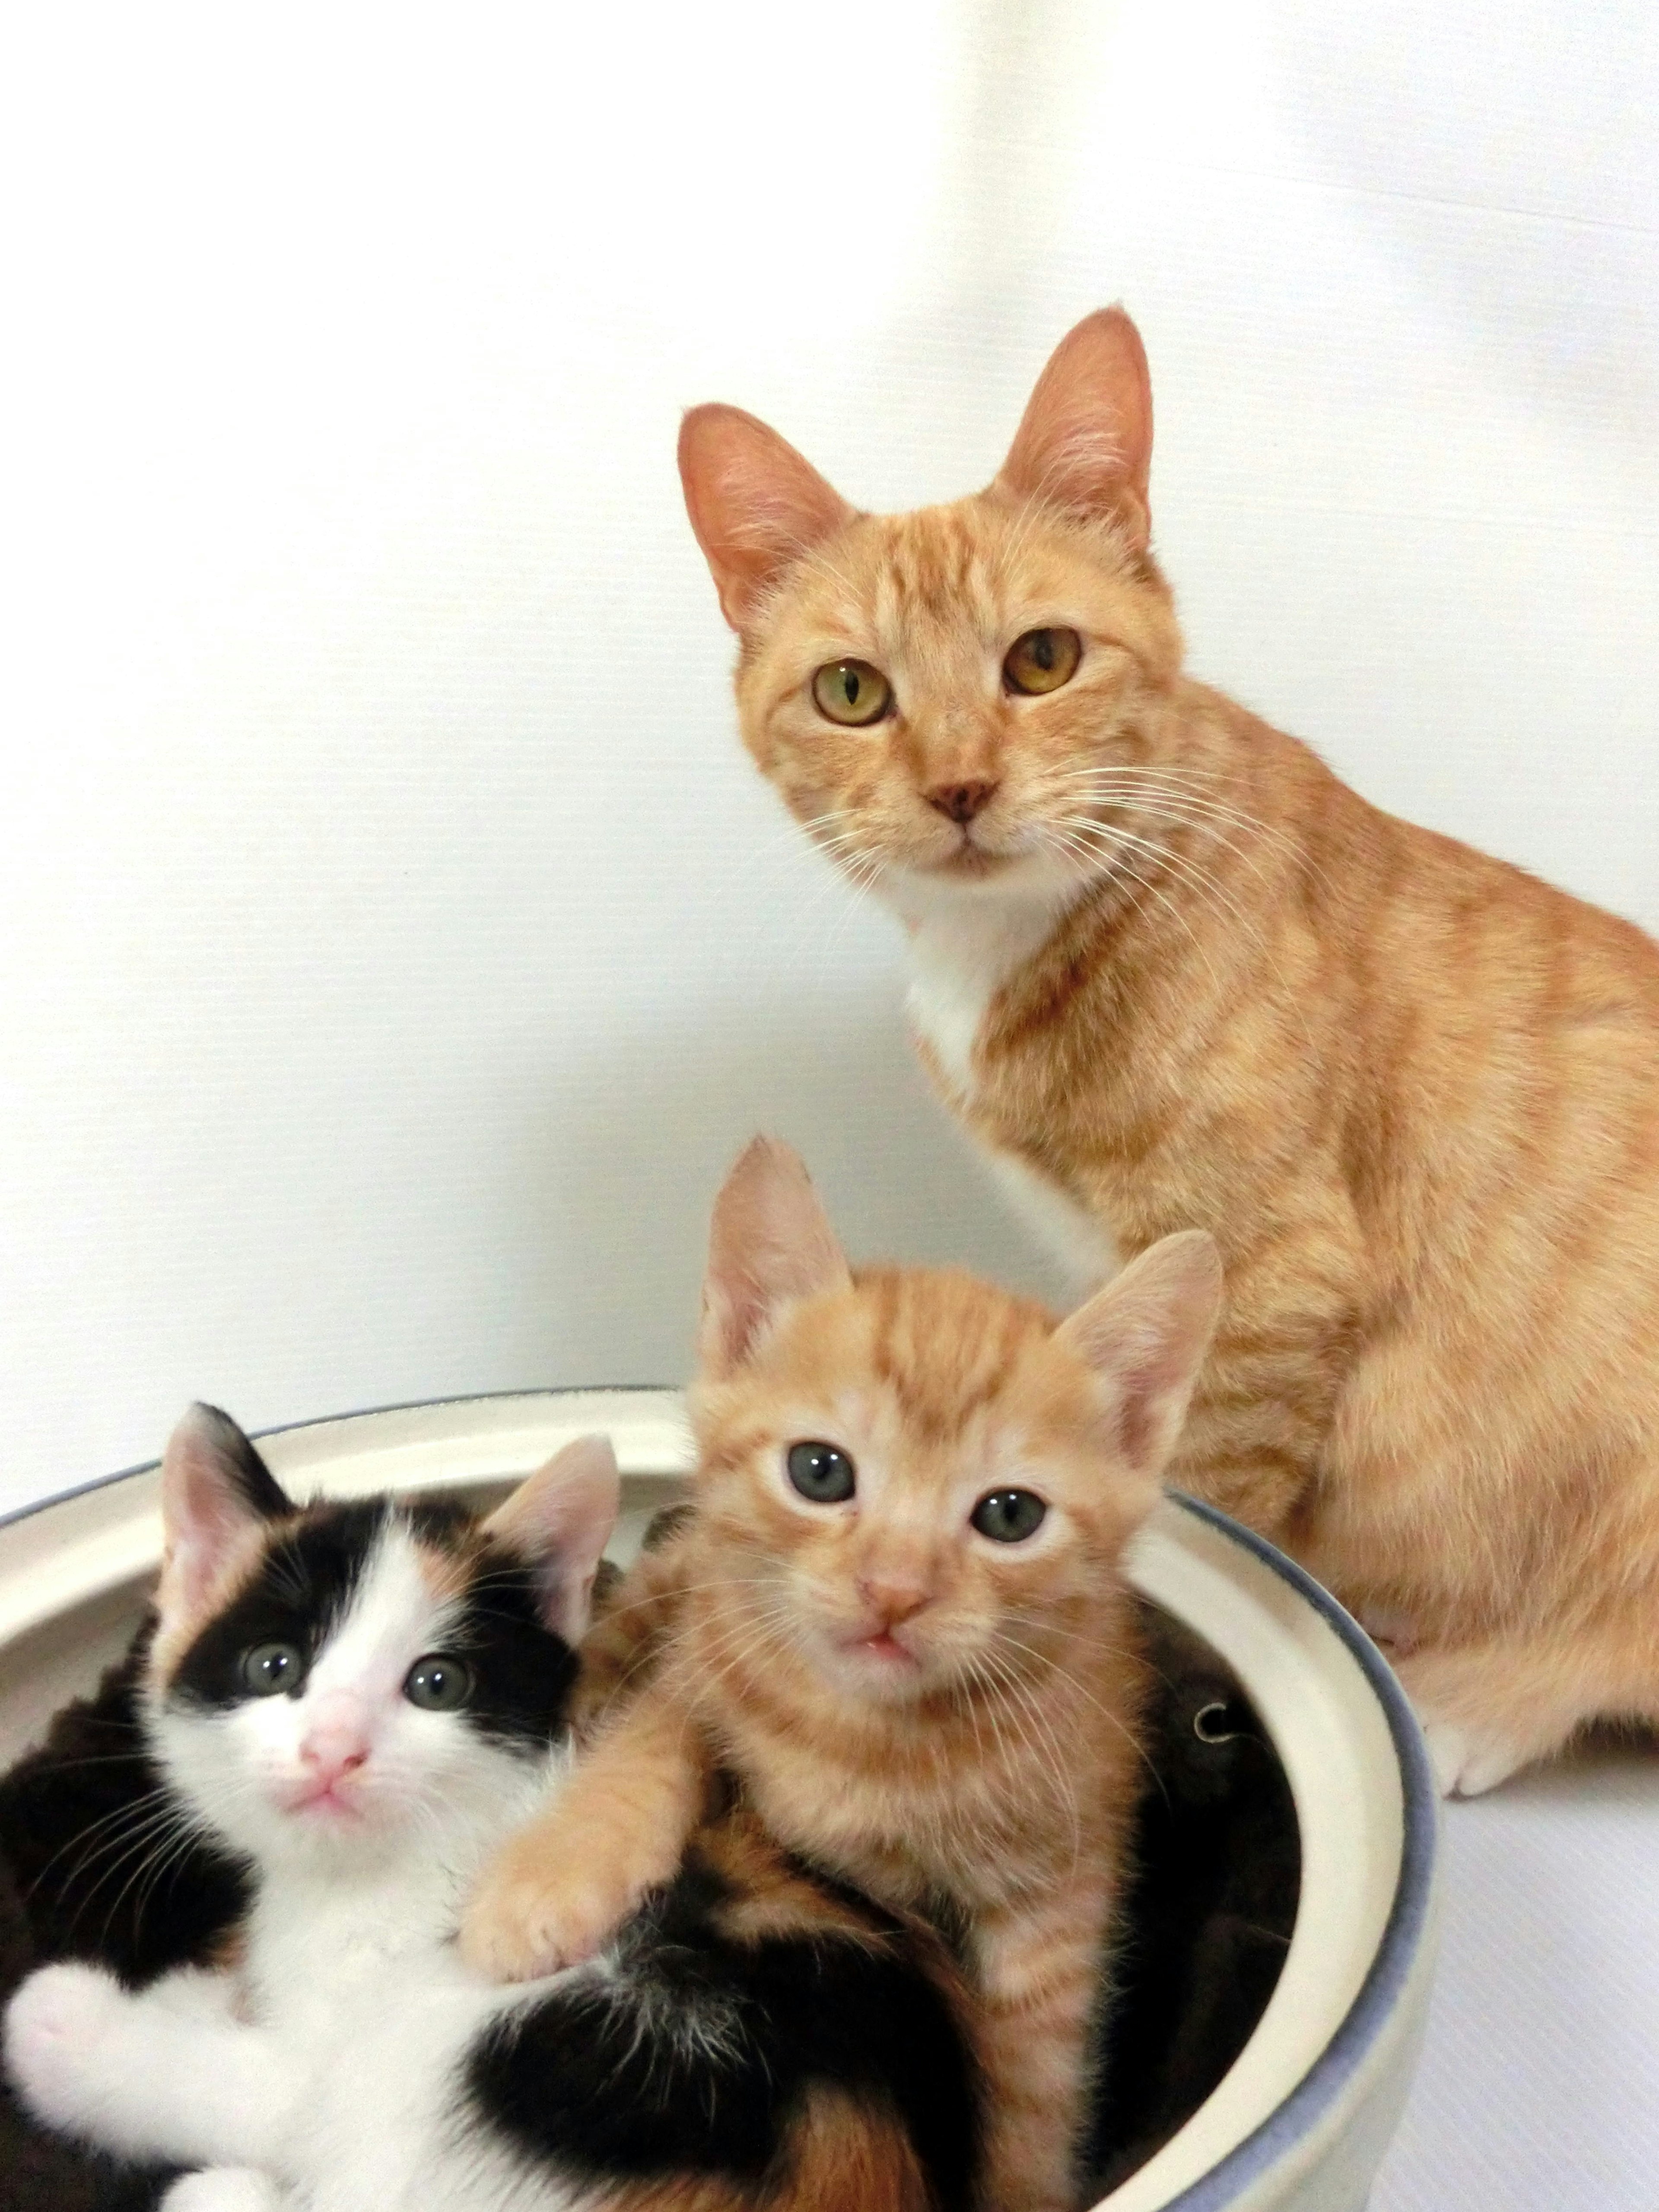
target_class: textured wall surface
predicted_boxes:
[3,0,1656,1516]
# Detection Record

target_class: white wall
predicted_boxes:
[1,1,1655,1516]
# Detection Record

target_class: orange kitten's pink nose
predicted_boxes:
[925,779,999,826]
[857,1571,932,1626]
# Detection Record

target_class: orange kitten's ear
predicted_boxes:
[992,306,1154,553]
[158,1403,291,1621]
[699,1136,853,1375]
[678,404,856,631]
[1054,1231,1222,1478]
[484,1434,621,1646]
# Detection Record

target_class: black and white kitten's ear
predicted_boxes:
[992,305,1154,555]
[483,1434,620,1646]
[1054,1231,1223,1483]
[158,1403,291,1621]
[699,1136,853,1378]
[678,404,856,632]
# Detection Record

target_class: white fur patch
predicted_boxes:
[979,1148,1119,1296]
[898,879,1070,1098]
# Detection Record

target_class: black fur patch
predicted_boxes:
[167,1499,390,1710]
[192,1404,292,1522]
[448,1538,578,1751]
[469,1850,977,2211]
[0,1626,249,1987]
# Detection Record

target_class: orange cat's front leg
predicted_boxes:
[970,1879,1112,2212]
[459,1679,707,1983]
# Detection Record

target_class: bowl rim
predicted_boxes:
[3,1389,1437,2205]
[1152,1495,1437,2209]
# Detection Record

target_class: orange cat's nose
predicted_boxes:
[925,779,999,826]
[857,1571,932,1626]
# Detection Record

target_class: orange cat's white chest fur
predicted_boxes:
[904,887,1120,1293]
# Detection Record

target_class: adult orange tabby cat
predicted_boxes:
[464,1137,1224,2212]
[674,306,1659,1799]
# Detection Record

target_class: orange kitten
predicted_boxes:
[463,1138,1222,2212]
[672,305,1659,1799]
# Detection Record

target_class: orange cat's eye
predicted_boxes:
[787,1440,857,1503]
[1003,628,1081,696]
[970,1489,1047,1542]
[811,660,892,727]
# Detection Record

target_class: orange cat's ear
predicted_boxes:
[699,1136,853,1375]
[992,306,1154,553]
[1053,1231,1221,1478]
[678,404,856,631]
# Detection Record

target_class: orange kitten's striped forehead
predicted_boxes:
[693,1266,1151,1551]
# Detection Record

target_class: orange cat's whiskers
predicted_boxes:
[1038,820,1234,1008]
[966,1647,1084,1873]
[1043,769,1277,866]
[1044,770,1306,907]
[993,1631,1161,1787]
[1052,811,1256,944]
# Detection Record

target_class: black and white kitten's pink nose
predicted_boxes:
[292,1704,372,1806]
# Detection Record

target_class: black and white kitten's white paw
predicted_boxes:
[162,2170,288,2211]
[3,1960,130,2130]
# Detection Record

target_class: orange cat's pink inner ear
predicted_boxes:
[698,1135,853,1375]
[991,305,1154,552]
[483,1433,621,1646]
[1053,1230,1223,1478]
[677,404,856,632]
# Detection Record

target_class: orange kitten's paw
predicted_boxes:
[460,1852,642,1982]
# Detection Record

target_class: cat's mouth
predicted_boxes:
[925,835,1013,881]
[282,1777,368,1820]
[857,1630,919,1665]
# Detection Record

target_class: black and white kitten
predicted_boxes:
[3,1407,975,2212]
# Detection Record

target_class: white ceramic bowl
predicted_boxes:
[0,1389,1438,2211]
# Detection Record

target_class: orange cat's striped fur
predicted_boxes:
[463,1138,1223,2212]
[668,306,1659,1800]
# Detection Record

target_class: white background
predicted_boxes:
[3,3,1655,1517]
[1,6,1657,2202]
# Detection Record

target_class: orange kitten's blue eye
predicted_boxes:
[404,1654,474,1711]
[1004,628,1081,695]
[240,1641,305,1697]
[811,660,892,727]
[970,1489,1047,1542]
[787,1440,857,1503]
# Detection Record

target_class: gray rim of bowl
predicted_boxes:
[3,1396,1437,2209]
[1152,1493,1437,2212]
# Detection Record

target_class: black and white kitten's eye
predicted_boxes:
[811,659,892,727]
[1003,628,1081,696]
[786,1440,857,1504]
[402,1663,473,1707]
[403,1654,474,1712]
[239,1641,305,1697]
[969,1489,1048,1543]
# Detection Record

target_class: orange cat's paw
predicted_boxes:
[460,1850,642,1983]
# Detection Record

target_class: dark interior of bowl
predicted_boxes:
[0,1600,1299,2211]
